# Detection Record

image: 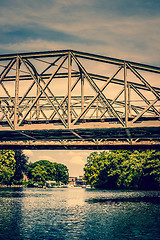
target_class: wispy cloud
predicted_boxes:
[0,0,159,66]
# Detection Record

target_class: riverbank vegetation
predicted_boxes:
[84,150,160,190]
[26,160,69,187]
[0,150,69,186]
[1,149,160,189]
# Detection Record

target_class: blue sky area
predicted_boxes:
[0,0,160,176]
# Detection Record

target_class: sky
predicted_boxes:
[0,0,160,176]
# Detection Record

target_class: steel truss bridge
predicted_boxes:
[0,49,160,150]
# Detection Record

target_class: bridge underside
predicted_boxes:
[0,49,160,149]
[0,125,159,150]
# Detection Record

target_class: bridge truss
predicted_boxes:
[0,49,159,149]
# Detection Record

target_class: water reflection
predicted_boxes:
[0,188,24,240]
[0,187,160,240]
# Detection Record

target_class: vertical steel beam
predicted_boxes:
[36,76,40,120]
[124,62,128,127]
[81,70,84,112]
[128,83,131,118]
[14,56,20,129]
[68,51,72,128]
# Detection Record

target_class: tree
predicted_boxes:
[0,150,15,185]
[12,150,29,183]
[54,163,69,184]
[84,152,106,187]
[84,150,160,190]
[26,160,69,185]
[139,150,160,190]
[98,151,122,189]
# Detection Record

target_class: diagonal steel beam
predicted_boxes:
[131,84,160,116]
[20,57,68,127]
[71,52,125,126]
[71,62,123,124]
[0,59,16,83]
[132,98,158,123]
[127,63,160,100]
[40,76,68,118]
[0,82,14,104]
[49,76,81,120]
[99,87,124,118]
[24,58,69,121]
[0,59,16,105]
[69,130,83,139]
[40,56,62,75]
[7,56,65,120]
[89,73,160,93]
[0,105,13,129]
[18,55,68,126]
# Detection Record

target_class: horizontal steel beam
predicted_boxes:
[0,49,160,73]
[0,50,68,61]
[73,50,160,73]
[0,140,159,150]
[2,72,160,94]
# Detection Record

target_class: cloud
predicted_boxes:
[91,0,160,18]
[0,23,101,45]
[0,0,159,67]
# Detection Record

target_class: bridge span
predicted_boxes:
[0,50,159,149]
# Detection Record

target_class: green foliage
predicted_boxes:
[84,150,160,190]
[54,163,69,184]
[0,150,16,185]
[26,160,69,185]
[12,150,29,183]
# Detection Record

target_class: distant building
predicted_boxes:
[69,177,77,186]
[68,176,86,187]
[76,176,86,186]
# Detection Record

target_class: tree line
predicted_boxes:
[84,150,160,190]
[1,149,160,189]
[0,150,69,186]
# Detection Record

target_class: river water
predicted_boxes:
[0,187,160,240]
